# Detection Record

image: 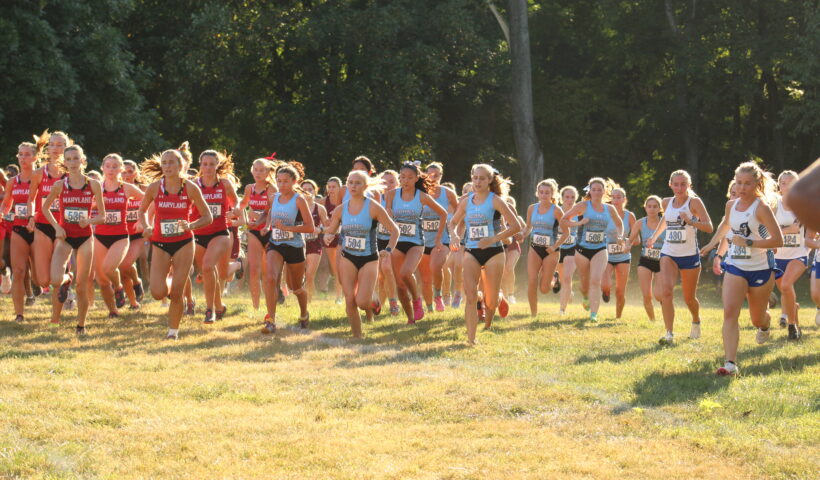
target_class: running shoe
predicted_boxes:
[128,304,141,311]
[165,330,178,340]
[299,313,310,329]
[658,332,674,345]
[372,300,381,316]
[335,297,343,305]
[442,294,451,307]
[434,296,445,312]
[114,288,126,309]
[552,272,561,293]
[75,325,87,337]
[787,324,802,341]
[203,308,215,324]
[498,295,509,318]
[25,295,35,306]
[278,289,286,305]
[689,322,701,340]
[716,361,738,376]
[184,300,195,316]
[215,305,227,321]
[602,291,610,303]
[261,321,276,334]
[507,295,517,305]
[134,281,144,302]
[389,299,399,316]
[412,298,424,322]
[451,292,462,308]
[32,285,42,297]
[779,314,788,329]
[42,286,50,295]
[582,297,590,311]
[108,312,119,319]
[14,315,23,323]
[57,273,74,304]
[0,273,11,294]
[755,328,771,345]
[426,304,434,314]
[589,312,598,322]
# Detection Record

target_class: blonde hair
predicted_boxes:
[103,153,124,168]
[535,178,560,204]
[777,170,799,193]
[141,149,187,181]
[726,179,737,199]
[735,161,777,208]
[559,185,578,205]
[19,130,50,166]
[471,164,511,197]
[583,177,613,202]
[668,169,697,197]
[610,182,627,208]
[251,158,278,185]
[347,170,383,194]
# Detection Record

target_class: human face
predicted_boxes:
[778,174,795,195]
[644,199,660,218]
[562,189,577,208]
[588,182,604,202]
[160,152,182,178]
[102,157,122,180]
[729,185,739,200]
[277,172,295,194]
[470,168,491,193]
[199,154,218,179]
[669,174,690,197]
[399,168,419,191]
[734,172,758,201]
[426,167,442,185]
[382,173,397,191]
[252,161,270,183]
[16,146,36,169]
[48,135,67,160]
[300,182,316,198]
[122,165,137,183]
[537,185,553,204]
[63,149,84,173]
[462,183,473,195]
[611,190,626,209]
[326,180,340,197]
[352,161,370,174]
[346,173,367,198]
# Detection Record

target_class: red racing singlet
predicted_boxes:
[10,175,32,227]
[125,192,142,235]
[247,184,270,232]
[96,183,128,236]
[59,178,94,237]
[34,167,64,225]
[151,178,192,243]
[192,178,229,235]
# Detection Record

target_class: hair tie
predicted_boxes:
[583,185,591,193]
[265,152,277,160]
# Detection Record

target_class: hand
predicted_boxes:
[435,241,446,253]
[514,232,524,242]
[231,207,242,218]
[55,226,66,240]
[142,226,152,238]
[179,220,190,232]
[712,258,723,276]
[26,217,35,232]
[679,212,692,225]
[323,233,335,246]
[547,246,556,256]
[729,235,746,247]
[449,234,460,248]
[645,238,654,249]
[378,249,390,259]
[699,244,713,257]
[274,219,285,230]
[477,238,493,249]
[78,218,89,229]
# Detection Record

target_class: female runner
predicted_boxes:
[647,170,713,345]
[713,162,782,375]
[120,159,148,308]
[376,170,400,315]
[300,179,328,301]
[261,163,315,333]
[94,154,144,317]
[501,196,525,307]
[524,178,567,318]
[557,186,579,315]
[772,170,807,340]
[559,178,624,322]
[192,150,240,324]
[385,162,447,324]
[321,177,344,303]
[41,145,106,334]
[441,181,458,306]
[419,162,458,312]
[238,158,278,314]
[138,149,212,339]
[601,185,636,320]
[627,195,665,321]
[1,142,39,321]
[449,182,473,309]
[324,170,399,337]
[449,164,520,343]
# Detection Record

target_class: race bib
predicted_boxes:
[13,204,27,217]
[731,244,751,260]
[250,209,265,223]
[584,231,605,244]
[160,219,182,237]
[643,247,661,260]
[3,212,13,222]
[565,234,576,246]
[344,235,366,252]
[532,234,551,247]
[422,219,439,232]
[126,209,139,222]
[397,222,417,237]
[208,203,222,218]
[469,224,489,240]
[63,207,88,225]
[783,234,800,248]
[50,199,60,212]
[377,222,389,235]
[304,232,318,242]
[607,243,624,255]
[104,211,122,225]
[271,228,294,241]
[666,228,687,244]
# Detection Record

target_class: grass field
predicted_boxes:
[0,289,818,479]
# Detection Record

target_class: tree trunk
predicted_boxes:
[507,0,543,207]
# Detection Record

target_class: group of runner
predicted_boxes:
[2,132,818,376]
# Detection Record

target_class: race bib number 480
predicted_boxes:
[666,228,687,244]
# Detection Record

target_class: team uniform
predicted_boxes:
[267,193,305,264]
[304,203,323,256]
[34,168,64,241]
[576,201,609,260]
[606,210,632,266]
[377,196,391,251]
[340,198,379,269]
[638,217,665,273]
[660,197,701,269]
[192,178,231,248]
[529,203,557,259]
[125,192,142,242]
[773,197,808,277]
[247,185,271,245]
[722,199,777,286]
[9,176,33,244]
[324,195,341,248]
[151,178,193,256]
[95,183,129,248]
[559,214,578,263]
[58,178,94,250]
[464,192,504,266]
[391,189,424,254]
[422,187,450,254]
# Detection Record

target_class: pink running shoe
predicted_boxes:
[434,296,445,312]
[412,298,424,322]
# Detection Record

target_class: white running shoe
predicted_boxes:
[0,274,10,294]
[659,332,674,345]
[716,361,738,376]
[689,322,701,340]
[755,328,771,344]
[507,295,517,305]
